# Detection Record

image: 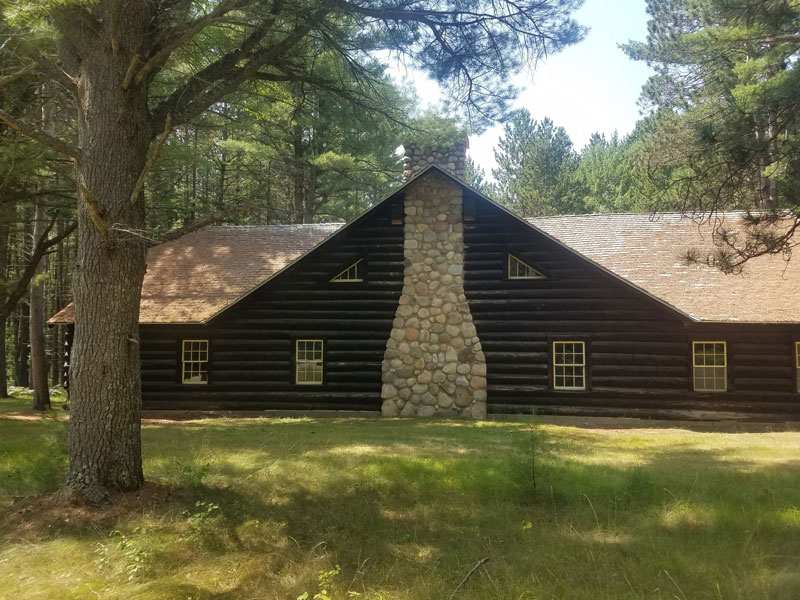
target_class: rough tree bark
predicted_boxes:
[30,200,51,411]
[55,4,152,502]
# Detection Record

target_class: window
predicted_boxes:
[693,342,727,392]
[296,339,324,384]
[182,340,209,384]
[508,254,545,279]
[330,259,364,282]
[553,341,586,390]
[796,342,800,393]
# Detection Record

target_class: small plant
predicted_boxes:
[182,500,226,550]
[297,564,344,600]
[172,459,212,487]
[104,529,154,581]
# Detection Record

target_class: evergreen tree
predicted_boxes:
[623,0,800,269]
[0,0,586,502]
[492,110,583,216]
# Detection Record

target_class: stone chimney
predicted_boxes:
[381,142,487,419]
[402,138,469,182]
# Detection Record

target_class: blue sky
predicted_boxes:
[388,0,654,177]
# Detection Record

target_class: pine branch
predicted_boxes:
[130,114,172,206]
[12,37,78,93]
[151,2,326,128]
[0,218,77,324]
[0,110,81,160]
[0,62,38,87]
[159,204,257,243]
[135,0,257,87]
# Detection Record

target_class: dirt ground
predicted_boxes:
[3,404,800,432]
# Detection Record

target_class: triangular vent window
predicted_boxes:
[330,258,364,282]
[508,254,545,279]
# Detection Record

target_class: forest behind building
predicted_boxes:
[0,0,798,399]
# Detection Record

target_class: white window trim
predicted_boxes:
[182,339,209,385]
[330,258,364,282]
[508,253,546,280]
[553,340,586,391]
[296,339,324,385]
[692,341,727,392]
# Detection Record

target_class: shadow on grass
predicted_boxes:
[2,417,800,599]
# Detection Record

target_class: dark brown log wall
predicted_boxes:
[464,195,800,420]
[139,197,404,410]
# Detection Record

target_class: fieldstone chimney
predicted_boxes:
[402,139,469,182]
[381,140,487,419]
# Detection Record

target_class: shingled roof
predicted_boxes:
[48,224,343,325]
[47,176,800,326]
[530,212,800,323]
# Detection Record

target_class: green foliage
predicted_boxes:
[182,500,226,550]
[297,565,345,600]
[492,110,583,216]
[171,459,212,488]
[108,529,155,581]
[622,0,800,214]
[403,110,468,149]
[146,55,407,227]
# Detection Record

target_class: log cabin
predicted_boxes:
[49,143,800,421]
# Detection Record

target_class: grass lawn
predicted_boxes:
[2,397,800,599]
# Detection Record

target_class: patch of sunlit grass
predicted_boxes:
[2,416,800,599]
[659,501,716,530]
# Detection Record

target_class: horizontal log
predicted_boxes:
[212,360,289,369]
[143,401,380,412]
[466,291,654,305]
[589,376,689,389]
[268,279,402,291]
[486,391,800,413]
[471,309,671,323]
[142,391,380,403]
[731,355,793,367]
[246,299,400,310]
[489,404,800,422]
[731,365,793,378]
[484,351,548,363]
[731,378,794,392]
[591,365,688,377]
[229,318,394,329]
[474,320,673,332]
[140,360,176,370]
[591,353,688,366]
[224,309,395,320]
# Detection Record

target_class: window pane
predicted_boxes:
[509,254,545,279]
[553,341,586,390]
[296,339,323,384]
[182,340,209,384]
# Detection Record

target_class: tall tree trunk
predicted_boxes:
[31,89,53,410]
[14,301,29,387]
[57,4,152,501]
[304,164,317,223]
[30,200,51,411]
[52,218,66,387]
[216,129,228,211]
[0,222,9,398]
[292,120,305,224]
